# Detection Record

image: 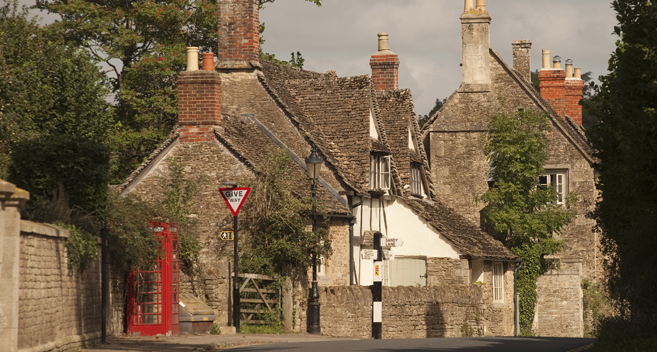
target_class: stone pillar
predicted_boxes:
[370,33,400,91]
[178,50,222,143]
[538,54,566,118]
[217,0,260,69]
[460,5,492,91]
[0,180,29,352]
[512,40,532,83]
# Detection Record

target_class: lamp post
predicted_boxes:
[305,148,323,335]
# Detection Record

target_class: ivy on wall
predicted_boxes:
[477,106,577,334]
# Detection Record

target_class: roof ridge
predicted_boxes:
[118,129,180,193]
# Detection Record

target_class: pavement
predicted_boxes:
[83,333,353,351]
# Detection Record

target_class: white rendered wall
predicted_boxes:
[353,197,461,286]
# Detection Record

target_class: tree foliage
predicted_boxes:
[238,148,331,277]
[585,0,657,342]
[0,0,112,178]
[477,107,576,334]
[36,0,320,181]
[417,97,446,128]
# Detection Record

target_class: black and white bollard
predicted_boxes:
[372,231,383,339]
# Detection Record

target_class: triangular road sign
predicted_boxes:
[219,187,251,216]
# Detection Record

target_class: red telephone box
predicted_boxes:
[127,222,180,336]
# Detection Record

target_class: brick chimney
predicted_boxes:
[512,40,532,82]
[178,49,222,143]
[538,50,566,118]
[370,33,400,91]
[565,61,584,125]
[217,0,260,69]
[460,0,491,90]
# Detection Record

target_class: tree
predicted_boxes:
[476,107,576,334]
[418,97,446,128]
[36,0,321,182]
[238,148,331,277]
[585,0,657,343]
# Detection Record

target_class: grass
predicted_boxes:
[240,323,285,335]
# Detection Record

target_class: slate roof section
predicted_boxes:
[404,198,517,260]
[375,90,436,199]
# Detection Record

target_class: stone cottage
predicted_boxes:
[421,0,599,337]
[118,0,521,337]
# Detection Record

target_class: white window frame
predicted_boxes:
[369,154,391,190]
[539,171,567,205]
[411,164,422,196]
[493,262,504,303]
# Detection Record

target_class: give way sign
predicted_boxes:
[219,187,251,216]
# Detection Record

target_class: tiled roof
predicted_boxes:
[375,90,436,199]
[404,197,517,260]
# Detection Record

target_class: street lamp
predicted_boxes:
[305,147,323,335]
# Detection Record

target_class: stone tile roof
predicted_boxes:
[375,90,436,199]
[404,197,517,260]
[261,61,380,194]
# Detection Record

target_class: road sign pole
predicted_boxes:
[233,214,240,333]
[372,231,382,340]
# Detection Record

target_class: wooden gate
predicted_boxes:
[237,273,280,325]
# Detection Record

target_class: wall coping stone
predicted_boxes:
[20,220,70,238]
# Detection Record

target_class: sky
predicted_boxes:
[22,0,619,116]
[259,0,618,115]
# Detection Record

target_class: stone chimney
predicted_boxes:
[538,50,566,118]
[217,0,260,69]
[512,40,532,82]
[370,33,400,91]
[177,49,222,142]
[460,0,491,90]
[565,60,584,125]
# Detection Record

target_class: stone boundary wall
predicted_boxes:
[17,221,123,352]
[319,285,509,339]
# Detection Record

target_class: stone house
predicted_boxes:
[118,0,520,336]
[421,0,599,337]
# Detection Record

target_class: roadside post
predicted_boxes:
[219,184,250,333]
[372,231,383,339]
[369,232,404,339]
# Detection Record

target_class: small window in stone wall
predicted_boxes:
[493,262,504,303]
[411,164,422,196]
[539,171,567,205]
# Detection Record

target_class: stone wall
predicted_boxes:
[17,221,123,352]
[535,260,583,337]
[427,257,469,287]
[319,285,514,339]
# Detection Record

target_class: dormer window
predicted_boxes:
[370,154,391,190]
[411,164,422,196]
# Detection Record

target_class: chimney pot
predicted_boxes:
[542,49,551,69]
[574,68,582,79]
[377,33,390,52]
[476,0,485,10]
[553,55,562,69]
[186,47,199,71]
[464,0,473,11]
[565,60,573,78]
[202,53,214,71]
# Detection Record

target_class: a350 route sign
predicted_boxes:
[219,187,250,216]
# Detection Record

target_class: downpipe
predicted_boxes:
[514,261,523,336]
[349,196,364,286]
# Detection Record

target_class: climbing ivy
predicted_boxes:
[477,107,577,334]
[60,222,98,273]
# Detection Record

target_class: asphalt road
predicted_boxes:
[228,337,595,352]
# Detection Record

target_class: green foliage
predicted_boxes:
[156,157,206,269]
[240,323,285,335]
[477,107,576,334]
[585,0,657,337]
[9,136,110,214]
[582,279,612,338]
[59,222,99,273]
[210,323,221,335]
[417,97,446,128]
[0,0,112,179]
[594,318,657,352]
[239,148,331,277]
